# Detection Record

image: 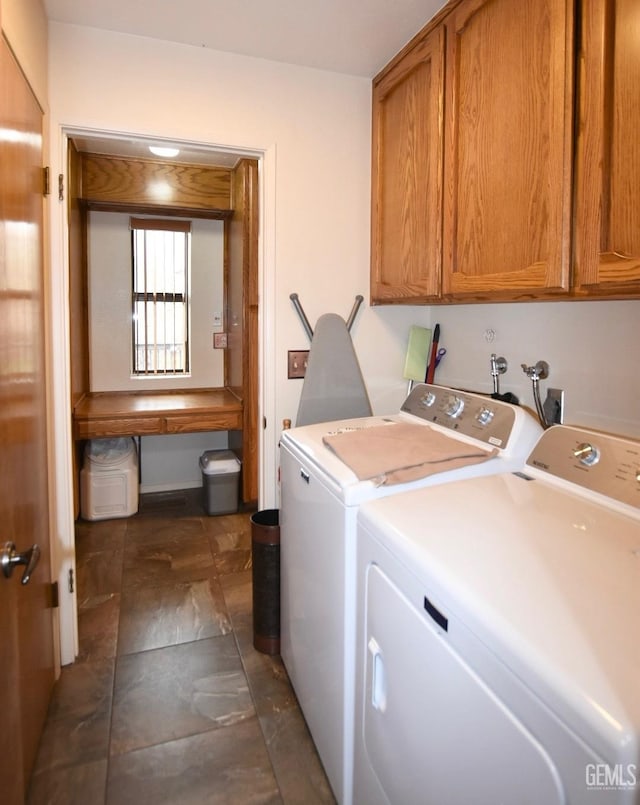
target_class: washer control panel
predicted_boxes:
[400,384,516,448]
[526,425,640,511]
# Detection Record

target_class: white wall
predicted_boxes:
[48,22,640,514]
[140,432,228,493]
[1,0,48,105]
[87,212,224,391]
[428,299,640,438]
[47,22,379,506]
[86,212,228,492]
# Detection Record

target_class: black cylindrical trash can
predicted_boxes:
[251,509,280,655]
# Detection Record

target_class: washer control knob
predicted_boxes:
[476,407,495,426]
[574,442,600,466]
[444,395,465,418]
[420,392,437,408]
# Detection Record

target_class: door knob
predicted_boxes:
[1,542,40,585]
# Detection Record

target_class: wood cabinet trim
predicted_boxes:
[81,200,233,220]
[80,153,232,213]
[72,389,243,440]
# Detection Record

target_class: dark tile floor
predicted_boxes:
[28,490,336,805]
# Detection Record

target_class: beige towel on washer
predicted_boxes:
[322,422,497,486]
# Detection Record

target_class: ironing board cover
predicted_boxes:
[295,313,372,426]
[323,422,497,486]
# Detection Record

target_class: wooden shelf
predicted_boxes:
[73,388,243,440]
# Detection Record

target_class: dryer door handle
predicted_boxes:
[368,637,387,713]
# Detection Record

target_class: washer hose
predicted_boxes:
[521,361,550,429]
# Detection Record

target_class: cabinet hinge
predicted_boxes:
[58,173,65,202]
[68,567,74,593]
[43,166,50,196]
[50,581,59,609]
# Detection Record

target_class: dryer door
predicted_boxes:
[355,563,565,805]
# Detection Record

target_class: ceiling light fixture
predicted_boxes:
[149,145,180,158]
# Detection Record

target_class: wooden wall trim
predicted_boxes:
[80,153,232,213]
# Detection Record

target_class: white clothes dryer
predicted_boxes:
[354,424,640,805]
[279,383,543,804]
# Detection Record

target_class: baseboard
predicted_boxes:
[139,480,202,494]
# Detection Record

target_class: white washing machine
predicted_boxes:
[279,383,543,804]
[354,424,640,805]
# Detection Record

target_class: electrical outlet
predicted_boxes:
[543,387,564,425]
[288,350,309,379]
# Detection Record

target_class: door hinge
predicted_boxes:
[50,581,59,609]
[43,166,50,196]
[58,173,65,202]
[68,567,74,593]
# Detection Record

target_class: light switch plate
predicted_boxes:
[213,332,228,349]
[288,350,309,379]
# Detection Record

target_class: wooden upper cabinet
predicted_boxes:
[573,0,640,296]
[370,25,445,303]
[442,0,574,300]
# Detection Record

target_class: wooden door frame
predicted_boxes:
[226,158,260,505]
[51,129,280,661]
[65,138,261,507]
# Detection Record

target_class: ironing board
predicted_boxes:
[291,296,372,426]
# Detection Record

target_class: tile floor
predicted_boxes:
[28,490,336,804]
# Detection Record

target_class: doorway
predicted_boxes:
[53,128,270,665]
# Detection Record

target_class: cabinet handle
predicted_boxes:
[300,469,310,484]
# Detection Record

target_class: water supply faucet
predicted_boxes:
[520,361,549,382]
[490,353,507,395]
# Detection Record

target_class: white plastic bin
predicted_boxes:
[80,437,139,521]
[200,449,241,515]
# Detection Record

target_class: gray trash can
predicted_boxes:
[251,509,280,655]
[199,449,241,515]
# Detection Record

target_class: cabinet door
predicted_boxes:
[370,26,445,303]
[442,0,574,300]
[573,0,640,295]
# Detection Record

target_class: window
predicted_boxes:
[131,218,191,375]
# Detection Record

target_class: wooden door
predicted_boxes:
[226,159,259,505]
[573,0,640,296]
[0,36,55,803]
[442,0,574,300]
[370,25,445,303]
